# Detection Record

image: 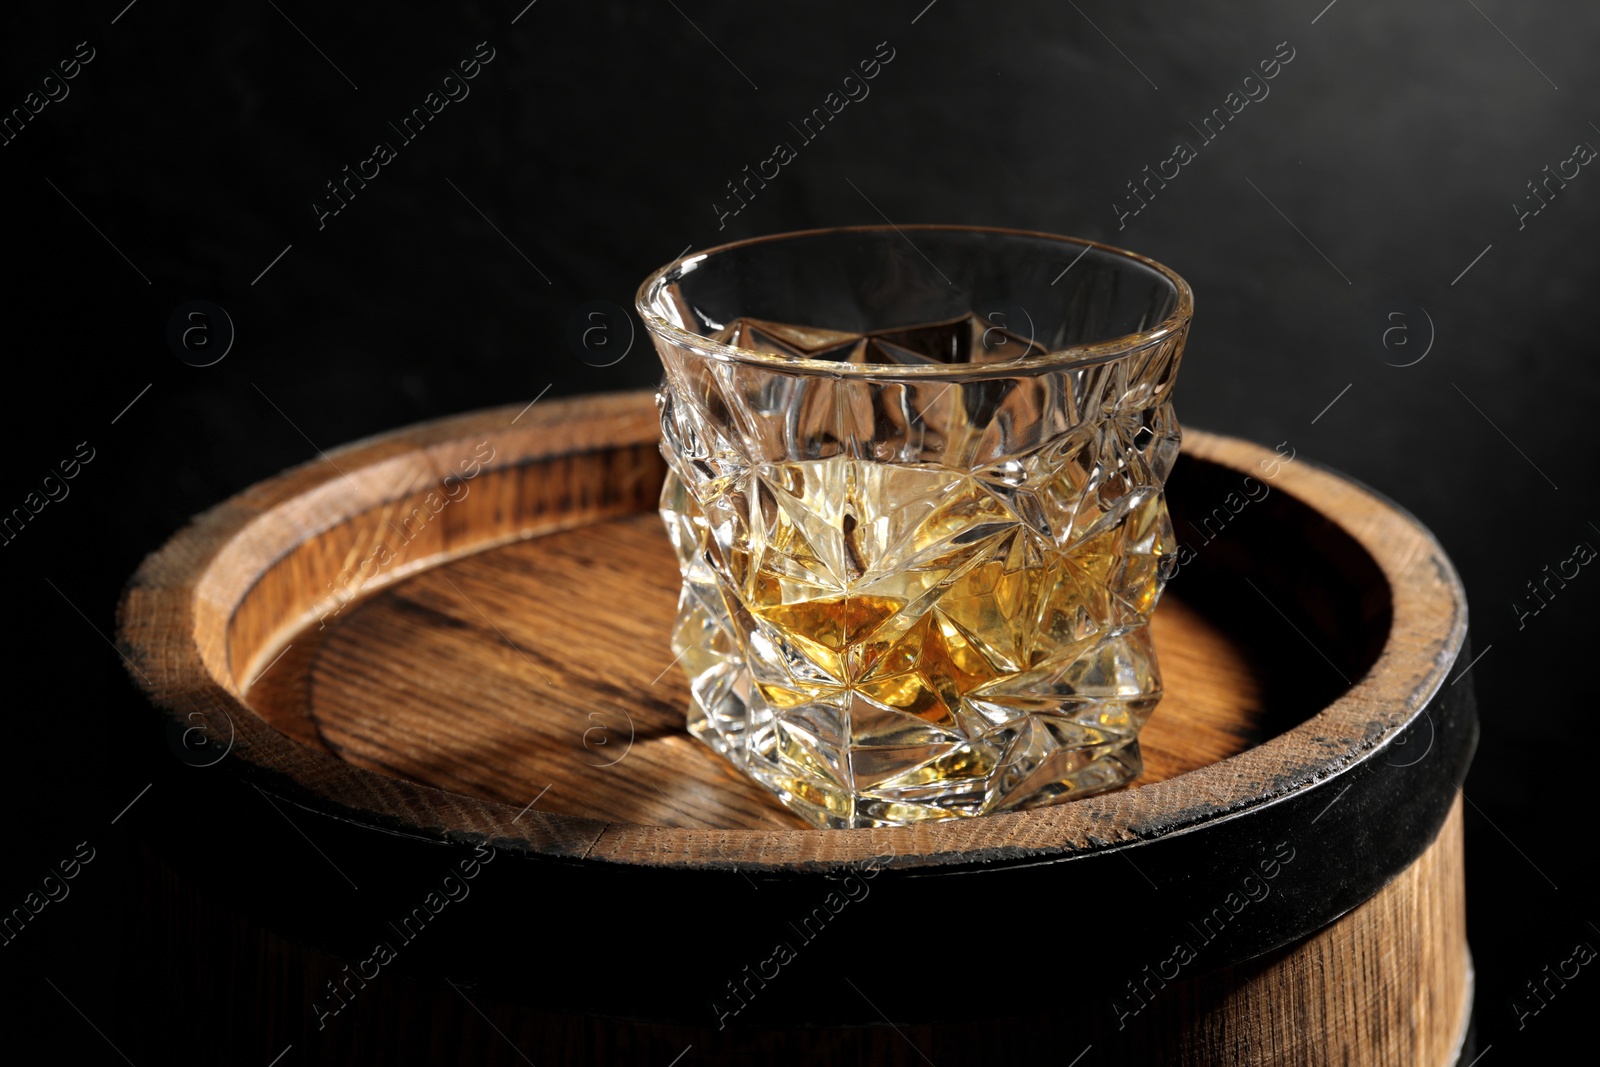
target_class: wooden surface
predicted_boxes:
[118,389,1466,868]
[256,513,1266,829]
[1172,794,1471,1066]
[114,389,1477,1063]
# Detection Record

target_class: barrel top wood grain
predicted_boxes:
[271,514,1279,828]
[117,390,1469,872]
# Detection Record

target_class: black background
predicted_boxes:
[2,0,1596,1061]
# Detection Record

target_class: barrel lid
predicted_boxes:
[117,390,1476,1025]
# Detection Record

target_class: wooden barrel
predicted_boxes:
[117,390,1477,1065]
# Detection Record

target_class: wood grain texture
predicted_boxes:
[118,389,1466,868]
[115,390,1476,1064]
[1149,794,1472,1066]
[268,513,1267,829]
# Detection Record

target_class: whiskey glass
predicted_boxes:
[637,225,1192,829]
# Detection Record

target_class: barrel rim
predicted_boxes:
[115,390,1469,872]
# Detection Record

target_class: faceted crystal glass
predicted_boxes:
[637,226,1193,829]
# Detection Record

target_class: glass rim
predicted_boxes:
[634,223,1194,379]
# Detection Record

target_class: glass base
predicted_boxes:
[661,465,1161,830]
